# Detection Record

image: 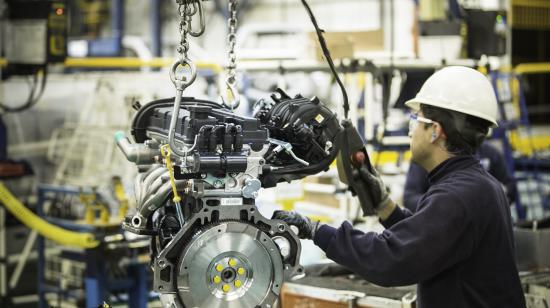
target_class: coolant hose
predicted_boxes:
[0,182,99,248]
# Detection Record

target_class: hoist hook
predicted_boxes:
[188,1,205,37]
[220,79,240,110]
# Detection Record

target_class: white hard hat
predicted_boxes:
[405,66,499,127]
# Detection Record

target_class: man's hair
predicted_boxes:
[420,104,492,155]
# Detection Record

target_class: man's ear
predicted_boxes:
[431,123,446,143]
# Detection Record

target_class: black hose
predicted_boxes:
[301,0,350,119]
[0,68,48,113]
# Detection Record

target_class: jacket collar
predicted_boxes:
[428,155,479,185]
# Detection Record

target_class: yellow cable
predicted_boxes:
[160,145,181,203]
[0,182,99,248]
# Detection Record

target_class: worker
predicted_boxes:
[273,66,526,307]
[404,140,517,212]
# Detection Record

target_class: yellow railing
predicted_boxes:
[515,63,550,75]
[0,57,222,73]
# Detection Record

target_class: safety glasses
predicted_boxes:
[408,113,434,134]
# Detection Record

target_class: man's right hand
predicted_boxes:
[336,120,395,217]
[353,161,392,211]
[349,151,396,219]
[271,210,320,240]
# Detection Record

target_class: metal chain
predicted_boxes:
[218,0,241,110]
[226,0,238,85]
[176,1,204,62]
[177,2,190,63]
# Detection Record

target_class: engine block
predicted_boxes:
[116,89,342,308]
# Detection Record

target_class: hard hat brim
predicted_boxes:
[405,97,499,127]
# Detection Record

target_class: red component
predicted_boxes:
[0,163,25,178]
[56,8,63,15]
[351,151,365,167]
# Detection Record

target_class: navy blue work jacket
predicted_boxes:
[314,156,526,308]
[404,142,517,212]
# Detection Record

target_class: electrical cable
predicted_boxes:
[0,67,48,113]
[300,0,350,119]
[1,74,37,111]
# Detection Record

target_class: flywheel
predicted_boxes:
[176,221,284,307]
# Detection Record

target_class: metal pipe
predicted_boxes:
[111,0,124,56]
[174,202,185,227]
[9,230,37,289]
[138,165,163,204]
[0,207,6,298]
[151,0,162,57]
[139,180,187,219]
[168,59,198,157]
[114,131,159,165]
[237,58,477,73]
[168,92,185,156]
[141,170,169,206]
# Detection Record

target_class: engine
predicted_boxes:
[116,89,341,308]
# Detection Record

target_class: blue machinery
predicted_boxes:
[36,185,149,308]
[491,70,550,220]
[86,0,124,57]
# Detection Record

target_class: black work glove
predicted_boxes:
[271,210,320,240]
[353,165,392,213]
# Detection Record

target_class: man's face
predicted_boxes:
[409,110,434,165]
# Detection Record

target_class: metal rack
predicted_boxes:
[36,184,150,308]
[491,69,550,220]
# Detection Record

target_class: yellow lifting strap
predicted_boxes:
[0,182,100,249]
